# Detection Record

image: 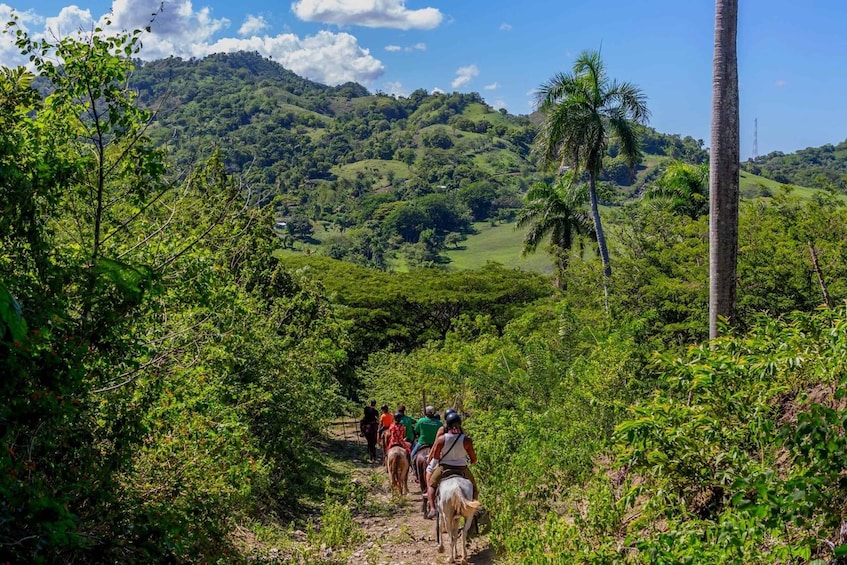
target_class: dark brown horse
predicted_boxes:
[413,445,432,514]
[362,422,378,462]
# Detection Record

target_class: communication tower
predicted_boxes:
[752,118,758,161]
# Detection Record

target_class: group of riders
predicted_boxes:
[360,400,477,519]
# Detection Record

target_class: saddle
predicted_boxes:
[441,466,466,482]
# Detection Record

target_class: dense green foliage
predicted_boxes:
[1,25,349,562]
[6,20,847,565]
[743,138,847,190]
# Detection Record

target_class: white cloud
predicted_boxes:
[383,80,407,97]
[431,86,444,94]
[385,42,426,52]
[208,31,384,85]
[106,0,231,59]
[499,23,512,31]
[484,82,499,90]
[292,0,443,30]
[46,6,96,36]
[775,79,787,87]
[239,14,269,36]
[491,99,507,110]
[0,5,43,66]
[451,64,479,89]
[0,1,385,87]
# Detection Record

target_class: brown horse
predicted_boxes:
[413,445,432,514]
[380,429,391,466]
[386,445,409,495]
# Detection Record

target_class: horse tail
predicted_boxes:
[457,497,481,517]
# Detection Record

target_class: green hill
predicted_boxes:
[742,139,847,189]
[130,51,842,274]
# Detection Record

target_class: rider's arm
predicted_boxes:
[429,435,444,462]
[464,437,477,465]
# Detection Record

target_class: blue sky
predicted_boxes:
[2,0,845,158]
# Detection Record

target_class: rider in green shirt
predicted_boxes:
[411,406,442,459]
[397,405,417,444]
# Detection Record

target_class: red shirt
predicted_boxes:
[388,423,410,453]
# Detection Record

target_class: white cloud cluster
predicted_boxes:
[484,82,499,90]
[499,23,512,31]
[292,0,443,30]
[384,42,425,52]
[209,31,384,85]
[239,14,269,36]
[0,4,43,67]
[0,0,386,87]
[451,64,479,89]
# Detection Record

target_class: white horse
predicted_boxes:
[436,476,480,564]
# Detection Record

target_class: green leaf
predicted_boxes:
[0,283,27,342]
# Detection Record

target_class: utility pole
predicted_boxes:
[752,118,758,161]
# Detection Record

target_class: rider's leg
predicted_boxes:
[464,467,478,500]
[425,465,442,519]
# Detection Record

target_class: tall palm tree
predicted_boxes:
[534,50,649,285]
[516,174,594,288]
[709,0,740,338]
[645,161,709,218]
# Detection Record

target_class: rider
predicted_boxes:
[425,411,477,519]
[396,404,417,446]
[387,411,411,454]
[411,405,441,461]
[360,400,379,461]
[378,404,393,438]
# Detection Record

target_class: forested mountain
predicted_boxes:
[129,52,707,268]
[742,139,847,189]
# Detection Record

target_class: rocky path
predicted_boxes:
[325,423,494,565]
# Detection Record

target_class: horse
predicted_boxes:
[436,476,480,564]
[413,445,432,514]
[380,429,391,466]
[386,445,409,496]
[362,421,378,462]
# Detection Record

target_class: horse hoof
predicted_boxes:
[437,545,444,553]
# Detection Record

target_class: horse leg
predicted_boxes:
[460,512,475,564]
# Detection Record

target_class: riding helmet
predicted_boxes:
[445,412,462,427]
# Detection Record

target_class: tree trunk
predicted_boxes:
[588,172,611,309]
[709,0,740,339]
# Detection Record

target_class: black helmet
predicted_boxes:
[445,408,457,417]
[445,412,462,427]
[394,412,403,423]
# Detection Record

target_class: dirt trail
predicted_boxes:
[326,423,495,565]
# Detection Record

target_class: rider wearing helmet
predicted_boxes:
[424,412,477,519]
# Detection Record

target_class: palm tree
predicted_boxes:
[534,50,649,287]
[709,0,740,338]
[645,161,709,218]
[516,174,594,289]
